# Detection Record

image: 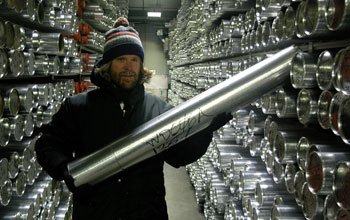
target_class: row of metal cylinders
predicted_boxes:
[0,81,75,146]
[0,0,78,34]
[0,19,79,55]
[0,169,72,220]
[187,121,350,220]
[171,47,350,93]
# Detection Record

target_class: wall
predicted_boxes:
[135,23,169,100]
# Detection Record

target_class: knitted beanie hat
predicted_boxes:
[101,25,144,65]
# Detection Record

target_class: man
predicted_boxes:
[35,19,231,219]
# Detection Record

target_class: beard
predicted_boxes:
[112,71,140,90]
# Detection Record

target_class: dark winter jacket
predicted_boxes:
[35,60,213,220]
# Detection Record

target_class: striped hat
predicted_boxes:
[101,25,144,64]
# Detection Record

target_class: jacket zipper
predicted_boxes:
[120,102,126,117]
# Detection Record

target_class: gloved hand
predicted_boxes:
[207,112,233,131]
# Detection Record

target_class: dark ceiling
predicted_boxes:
[127,0,181,26]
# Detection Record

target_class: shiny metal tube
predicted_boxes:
[0,0,36,22]
[253,207,271,220]
[316,50,336,91]
[31,84,49,106]
[0,151,19,179]
[306,151,350,194]
[301,182,324,219]
[0,47,9,78]
[317,90,333,129]
[261,92,277,114]
[255,181,289,207]
[335,47,350,95]
[48,55,60,76]
[3,87,20,116]
[297,89,321,125]
[284,162,298,193]
[8,50,25,77]
[294,170,306,206]
[262,21,272,48]
[248,110,266,135]
[324,194,341,220]
[284,6,296,40]
[271,204,305,219]
[34,54,49,76]
[329,92,347,136]
[0,179,12,206]
[38,33,64,54]
[4,20,14,49]
[273,131,300,164]
[338,96,350,144]
[12,171,26,196]
[8,114,23,141]
[248,134,264,157]
[0,18,4,47]
[332,161,350,209]
[276,87,298,118]
[43,6,55,27]
[6,201,35,220]
[290,52,319,89]
[23,51,35,76]
[331,47,345,92]
[272,11,285,43]
[68,46,300,187]
[0,118,11,147]
[272,159,285,184]
[304,0,332,37]
[0,158,9,186]
[295,1,307,38]
[12,24,26,51]
[325,0,350,31]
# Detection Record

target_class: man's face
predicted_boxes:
[110,55,141,90]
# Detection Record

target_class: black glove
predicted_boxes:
[63,169,77,192]
[207,112,233,131]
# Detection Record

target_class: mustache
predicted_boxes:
[120,71,137,77]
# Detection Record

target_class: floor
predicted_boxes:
[164,163,205,220]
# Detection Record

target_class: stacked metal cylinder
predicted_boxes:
[167,0,350,219]
[0,0,90,219]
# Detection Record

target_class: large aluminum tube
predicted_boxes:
[0,158,9,186]
[255,181,289,207]
[284,6,296,40]
[23,51,35,76]
[331,48,345,92]
[324,194,341,220]
[332,161,350,209]
[8,50,25,77]
[0,92,4,118]
[0,0,36,22]
[0,180,12,206]
[0,17,5,47]
[290,52,319,89]
[301,182,324,219]
[294,170,306,206]
[271,204,304,219]
[0,118,11,147]
[272,11,285,43]
[12,170,26,197]
[0,151,19,179]
[284,162,298,193]
[43,6,55,28]
[248,109,266,135]
[3,88,20,116]
[303,0,333,37]
[329,92,347,136]
[68,45,299,187]
[316,50,336,91]
[297,89,321,125]
[295,1,307,38]
[338,96,350,144]
[4,20,14,49]
[12,24,26,51]
[276,87,298,118]
[325,0,350,31]
[38,33,64,54]
[317,90,333,129]
[0,47,9,78]
[334,47,350,95]
[306,151,350,194]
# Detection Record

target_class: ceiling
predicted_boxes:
[127,0,181,26]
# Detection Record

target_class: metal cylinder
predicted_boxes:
[261,92,277,114]
[0,180,12,206]
[68,46,300,187]
[295,1,307,38]
[23,51,35,76]
[0,118,11,147]
[271,204,304,219]
[303,0,332,37]
[334,47,350,95]
[9,114,24,142]
[0,47,8,78]
[329,92,347,136]
[284,162,298,194]
[276,87,298,118]
[290,52,319,89]
[248,109,266,135]
[317,90,334,129]
[255,181,289,207]
[272,11,285,43]
[0,151,19,179]
[4,20,14,49]
[34,54,49,76]
[3,88,20,116]
[8,50,25,77]
[38,33,64,54]
[325,0,350,31]
[331,48,345,92]
[284,6,296,40]
[316,50,336,91]
[306,151,350,194]
[273,130,302,164]
[332,161,350,209]
[297,89,321,125]
[301,181,325,219]
[12,24,26,51]
[324,194,341,220]
[294,170,306,206]
[12,170,26,196]
[338,96,350,144]
[48,55,60,76]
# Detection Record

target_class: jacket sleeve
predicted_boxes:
[35,98,79,180]
[163,127,213,168]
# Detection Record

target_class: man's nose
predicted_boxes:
[124,60,133,70]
